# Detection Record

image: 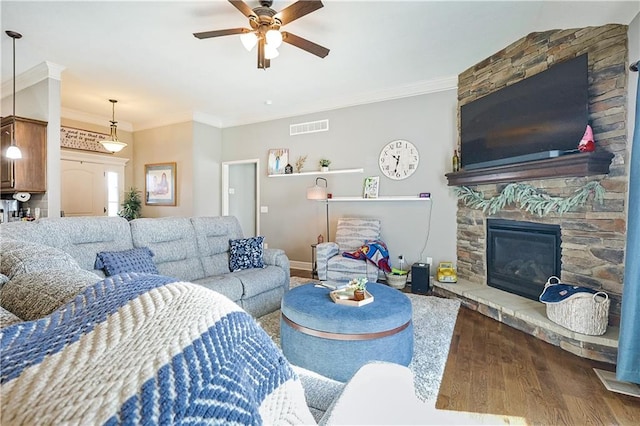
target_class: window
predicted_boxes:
[107,171,119,216]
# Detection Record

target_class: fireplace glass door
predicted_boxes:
[486,219,561,300]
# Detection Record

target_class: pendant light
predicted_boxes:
[99,99,127,153]
[5,30,22,160]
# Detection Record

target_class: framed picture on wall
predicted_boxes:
[267,148,289,175]
[363,176,380,199]
[145,162,177,206]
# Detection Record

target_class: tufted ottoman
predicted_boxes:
[280,282,413,382]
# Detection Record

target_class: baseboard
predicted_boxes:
[290,260,312,271]
[594,368,640,398]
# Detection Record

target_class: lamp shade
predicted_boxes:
[99,140,127,153]
[6,144,22,159]
[306,177,328,200]
[241,32,258,51]
[265,44,279,59]
[266,29,282,48]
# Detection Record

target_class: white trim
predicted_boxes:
[221,159,261,236]
[290,260,312,271]
[1,61,65,98]
[327,196,431,202]
[61,149,129,166]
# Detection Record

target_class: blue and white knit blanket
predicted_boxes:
[1,273,314,425]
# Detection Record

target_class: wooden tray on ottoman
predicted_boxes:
[330,288,374,307]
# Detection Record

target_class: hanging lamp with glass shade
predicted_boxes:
[99,99,127,153]
[5,30,23,160]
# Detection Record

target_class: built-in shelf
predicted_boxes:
[445,151,614,186]
[321,196,431,202]
[268,168,363,177]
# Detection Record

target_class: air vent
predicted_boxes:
[290,119,329,136]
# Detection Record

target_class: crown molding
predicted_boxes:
[219,75,459,128]
[1,61,65,97]
[134,111,222,132]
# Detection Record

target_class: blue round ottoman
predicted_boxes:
[280,282,413,382]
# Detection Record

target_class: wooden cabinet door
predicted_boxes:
[0,116,47,193]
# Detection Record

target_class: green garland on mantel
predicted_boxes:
[453,181,605,216]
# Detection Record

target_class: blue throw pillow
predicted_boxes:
[229,236,265,272]
[95,247,159,276]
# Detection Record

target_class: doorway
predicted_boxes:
[60,151,128,217]
[222,159,260,237]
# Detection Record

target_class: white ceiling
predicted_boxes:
[1,1,638,130]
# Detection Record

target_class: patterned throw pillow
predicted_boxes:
[95,247,159,276]
[229,236,265,272]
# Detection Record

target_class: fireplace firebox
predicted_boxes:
[486,219,561,300]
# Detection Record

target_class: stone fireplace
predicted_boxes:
[434,24,629,364]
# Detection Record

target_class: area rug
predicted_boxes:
[257,276,461,402]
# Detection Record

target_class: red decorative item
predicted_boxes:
[578,125,595,152]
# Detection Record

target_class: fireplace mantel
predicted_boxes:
[446,151,614,186]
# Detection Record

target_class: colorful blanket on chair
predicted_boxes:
[0,273,314,425]
[342,239,392,272]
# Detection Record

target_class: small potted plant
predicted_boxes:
[319,158,331,172]
[118,187,142,221]
[349,277,368,301]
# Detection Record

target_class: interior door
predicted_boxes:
[61,160,106,216]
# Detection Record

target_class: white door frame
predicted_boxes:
[222,159,260,235]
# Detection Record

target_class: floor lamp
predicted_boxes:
[306,177,330,241]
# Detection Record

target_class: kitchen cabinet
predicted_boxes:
[1,116,47,193]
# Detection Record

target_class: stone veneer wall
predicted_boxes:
[456,24,629,325]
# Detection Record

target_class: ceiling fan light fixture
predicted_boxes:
[240,32,258,51]
[265,44,279,59]
[266,29,282,48]
[99,99,127,153]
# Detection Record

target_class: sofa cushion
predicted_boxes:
[191,216,243,276]
[1,239,83,279]
[130,217,205,282]
[229,236,265,272]
[38,217,135,273]
[0,269,101,320]
[191,274,244,302]
[95,247,159,276]
[232,265,286,298]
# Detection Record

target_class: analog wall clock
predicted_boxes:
[378,139,419,180]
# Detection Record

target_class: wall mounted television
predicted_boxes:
[460,53,589,170]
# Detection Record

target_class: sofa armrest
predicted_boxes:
[316,242,339,280]
[263,248,290,290]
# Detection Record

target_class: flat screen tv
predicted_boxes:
[460,53,588,170]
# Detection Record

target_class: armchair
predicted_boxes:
[316,217,382,282]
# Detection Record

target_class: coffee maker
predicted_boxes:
[0,199,19,223]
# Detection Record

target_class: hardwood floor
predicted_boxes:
[290,269,640,425]
[437,307,640,425]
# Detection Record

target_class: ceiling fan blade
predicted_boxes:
[282,32,330,58]
[193,28,250,39]
[274,0,323,25]
[228,0,256,18]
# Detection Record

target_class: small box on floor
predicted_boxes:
[411,263,430,294]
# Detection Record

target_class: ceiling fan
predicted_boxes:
[193,0,330,69]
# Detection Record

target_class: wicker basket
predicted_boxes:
[543,277,610,336]
[385,273,407,289]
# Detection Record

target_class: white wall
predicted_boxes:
[222,90,459,270]
[192,121,222,216]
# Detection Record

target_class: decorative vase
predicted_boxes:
[321,166,329,172]
[353,289,365,301]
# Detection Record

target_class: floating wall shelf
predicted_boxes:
[323,196,431,202]
[268,168,363,177]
